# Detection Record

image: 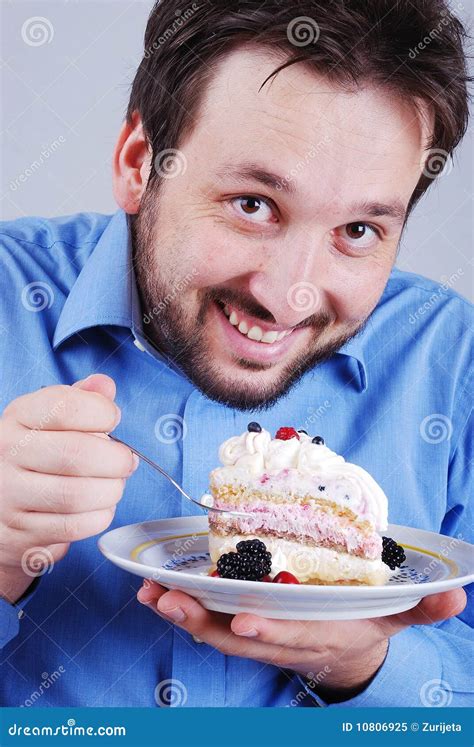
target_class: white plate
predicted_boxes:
[98,516,474,620]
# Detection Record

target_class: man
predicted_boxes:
[0,0,472,708]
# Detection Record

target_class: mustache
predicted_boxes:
[204,287,332,331]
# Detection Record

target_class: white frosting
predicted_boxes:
[208,533,390,585]
[215,429,388,530]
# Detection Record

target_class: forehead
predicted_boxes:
[188,47,430,207]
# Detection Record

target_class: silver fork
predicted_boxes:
[109,434,251,517]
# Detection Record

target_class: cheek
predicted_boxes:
[325,256,393,323]
[188,226,256,287]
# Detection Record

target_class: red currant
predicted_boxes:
[272,571,300,584]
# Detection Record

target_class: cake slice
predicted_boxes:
[208,424,391,585]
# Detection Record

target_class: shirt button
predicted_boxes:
[18,609,25,620]
[133,338,146,352]
[192,635,204,644]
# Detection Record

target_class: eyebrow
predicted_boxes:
[214,162,407,223]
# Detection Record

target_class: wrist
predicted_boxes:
[0,565,35,604]
[303,639,389,702]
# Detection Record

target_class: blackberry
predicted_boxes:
[216,551,269,581]
[247,421,262,433]
[216,552,244,579]
[236,539,272,575]
[382,536,406,570]
[312,435,325,445]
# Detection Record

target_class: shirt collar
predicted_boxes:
[337,333,368,392]
[53,209,142,349]
[53,208,368,391]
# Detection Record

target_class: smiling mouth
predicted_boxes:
[214,300,294,345]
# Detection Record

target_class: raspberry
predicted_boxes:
[275,427,299,441]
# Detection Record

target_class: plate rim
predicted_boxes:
[98,516,474,597]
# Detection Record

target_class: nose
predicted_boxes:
[247,231,325,327]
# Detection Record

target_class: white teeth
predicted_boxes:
[222,304,291,344]
[261,330,279,344]
[247,325,263,341]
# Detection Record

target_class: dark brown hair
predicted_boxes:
[127,0,471,211]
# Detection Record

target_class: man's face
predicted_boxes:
[132,48,426,410]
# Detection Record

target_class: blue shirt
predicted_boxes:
[0,209,472,708]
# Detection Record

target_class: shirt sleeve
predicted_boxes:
[0,577,40,650]
[298,406,474,708]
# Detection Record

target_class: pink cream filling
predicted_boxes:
[209,500,382,559]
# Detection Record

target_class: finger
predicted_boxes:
[380,588,468,637]
[9,467,125,513]
[153,589,294,662]
[13,507,116,544]
[230,612,321,648]
[72,374,116,400]
[15,430,137,477]
[4,385,120,433]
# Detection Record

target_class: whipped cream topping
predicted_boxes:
[216,429,388,530]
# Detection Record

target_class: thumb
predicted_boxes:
[382,588,467,637]
[72,373,116,401]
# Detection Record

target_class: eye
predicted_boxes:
[231,195,275,223]
[333,222,380,254]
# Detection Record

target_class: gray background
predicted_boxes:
[2,0,473,301]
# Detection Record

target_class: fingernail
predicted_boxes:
[114,405,122,427]
[131,453,139,471]
[72,374,93,388]
[138,597,149,605]
[160,606,186,623]
[235,627,258,638]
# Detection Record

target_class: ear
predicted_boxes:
[112,111,152,214]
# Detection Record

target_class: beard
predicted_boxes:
[131,189,368,411]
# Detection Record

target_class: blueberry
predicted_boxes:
[318,485,326,492]
[247,422,262,433]
[297,429,308,435]
[312,436,325,445]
